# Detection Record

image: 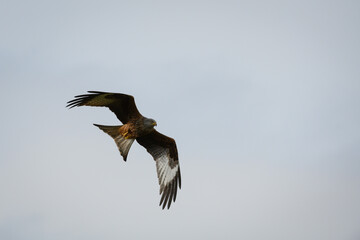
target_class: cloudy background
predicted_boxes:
[1,0,360,239]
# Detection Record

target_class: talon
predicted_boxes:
[123,131,129,138]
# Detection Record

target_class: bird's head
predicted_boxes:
[144,118,157,129]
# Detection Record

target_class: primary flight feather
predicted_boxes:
[66,91,181,209]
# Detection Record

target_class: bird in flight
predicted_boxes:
[67,91,181,209]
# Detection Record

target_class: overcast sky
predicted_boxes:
[1,0,360,239]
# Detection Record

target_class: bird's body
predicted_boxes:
[119,116,156,139]
[67,91,181,209]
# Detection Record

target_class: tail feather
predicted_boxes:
[93,124,135,161]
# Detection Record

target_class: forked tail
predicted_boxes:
[93,124,135,161]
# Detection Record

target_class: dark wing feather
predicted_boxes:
[136,130,181,209]
[66,91,142,124]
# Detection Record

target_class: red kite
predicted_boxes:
[67,91,181,209]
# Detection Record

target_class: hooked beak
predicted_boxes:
[152,121,157,126]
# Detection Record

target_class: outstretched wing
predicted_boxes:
[136,131,181,209]
[66,91,142,124]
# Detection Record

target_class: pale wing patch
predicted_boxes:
[154,149,181,209]
[156,152,179,187]
[84,94,113,107]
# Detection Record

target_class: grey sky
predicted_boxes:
[1,1,360,239]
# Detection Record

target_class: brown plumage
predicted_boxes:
[67,91,181,209]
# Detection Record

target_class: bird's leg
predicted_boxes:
[122,128,133,139]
